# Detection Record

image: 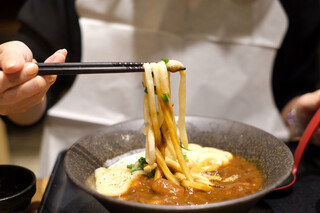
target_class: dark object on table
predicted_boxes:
[0,165,36,213]
[64,116,293,213]
[38,151,108,213]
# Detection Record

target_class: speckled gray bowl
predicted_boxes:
[64,116,293,213]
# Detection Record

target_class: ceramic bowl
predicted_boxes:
[64,116,293,213]
[0,165,36,213]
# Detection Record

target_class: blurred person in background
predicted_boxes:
[0,0,319,177]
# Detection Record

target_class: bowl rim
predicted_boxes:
[64,116,294,210]
[0,164,36,202]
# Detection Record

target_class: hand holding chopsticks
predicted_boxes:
[37,62,186,75]
[0,43,68,117]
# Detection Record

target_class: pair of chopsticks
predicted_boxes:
[37,62,144,75]
[37,62,186,75]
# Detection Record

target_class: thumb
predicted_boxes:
[0,41,33,74]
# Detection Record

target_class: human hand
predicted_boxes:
[0,41,67,124]
[294,90,320,146]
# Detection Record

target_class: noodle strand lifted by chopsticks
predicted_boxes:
[143,63,161,148]
[143,61,193,182]
[143,63,159,165]
[142,60,215,191]
[178,70,188,149]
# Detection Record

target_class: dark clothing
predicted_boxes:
[14,0,320,112]
[273,0,320,110]
[14,0,80,109]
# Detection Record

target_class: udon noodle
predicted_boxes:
[94,60,263,204]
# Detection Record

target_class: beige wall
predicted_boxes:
[0,119,10,164]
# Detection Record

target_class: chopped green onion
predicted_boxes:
[162,93,169,102]
[143,81,148,94]
[127,157,148,173]
[144,86,157,94]
[146,169,156,178]
[180,140,190,151]
[183,154,189,162]
[138,157,148,166]
[161,58,169,63]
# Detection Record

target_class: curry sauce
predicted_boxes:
[118,156,263,205]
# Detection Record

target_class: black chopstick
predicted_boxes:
[37,62,145,75]
[37,62,186,75]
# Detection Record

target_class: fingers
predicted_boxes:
[42,48,68,83]
[0,41,33,74]
[1,75,47,104]
[0,42,68,116]
[295,90,320,127]
[0,75,53,115]
[0,62,38,93]
[45,49,67,63]
[0,89,47,115]
[294,90,320,146]
[296,90,320,112]
[0,48,67,105]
